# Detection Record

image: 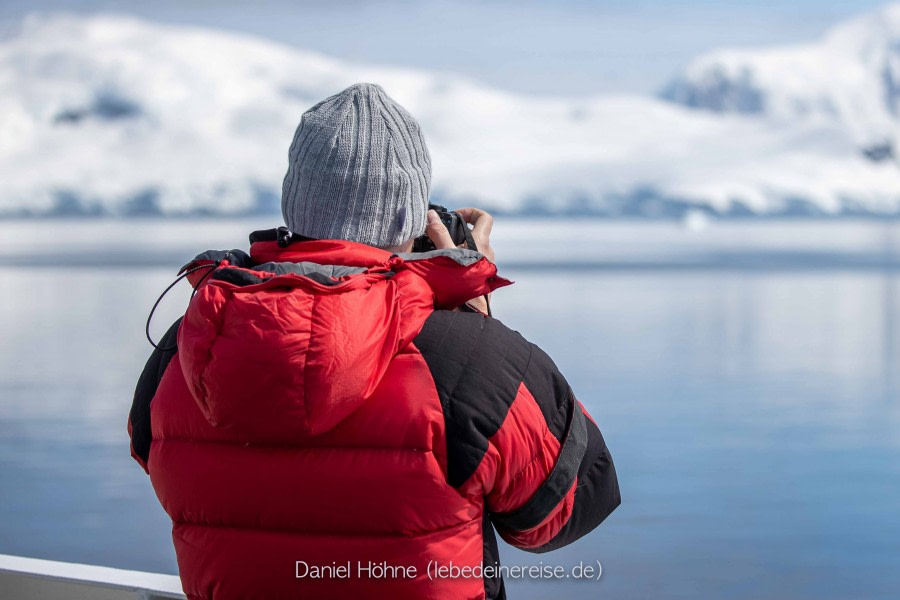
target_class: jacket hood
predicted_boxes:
[176,233,511,442]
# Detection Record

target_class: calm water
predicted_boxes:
[1,219,899,599]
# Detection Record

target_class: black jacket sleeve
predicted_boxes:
[492,341,621,552]
[529,403,620,552]
[128,317,181,472]
[413,310,620,552]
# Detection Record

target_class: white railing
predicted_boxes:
[0,553,185,599]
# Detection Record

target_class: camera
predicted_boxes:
[412,204,472,252]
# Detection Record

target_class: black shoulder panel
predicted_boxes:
[413,311,532,488]
[129,317,181,465]
[521,343,572,443]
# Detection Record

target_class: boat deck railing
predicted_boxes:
[0,553,185,599]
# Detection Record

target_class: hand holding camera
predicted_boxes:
[420,204,495,315]
[421,205,495,264]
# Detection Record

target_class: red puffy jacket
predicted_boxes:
[129,228,620,600]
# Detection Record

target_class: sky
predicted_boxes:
[0,0,891,96]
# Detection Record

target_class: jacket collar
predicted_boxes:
[248,226,392,267]
[246,227,512,309]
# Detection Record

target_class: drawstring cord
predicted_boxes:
[145,261,219,351]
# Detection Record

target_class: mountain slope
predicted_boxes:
[2,10,900,218]
[662,2,900,154]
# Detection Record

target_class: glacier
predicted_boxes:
[3,7,900,218]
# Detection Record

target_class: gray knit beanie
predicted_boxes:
[281,82,432,249]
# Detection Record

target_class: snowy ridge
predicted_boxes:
[2,9,900,218]
[662,3,900,152]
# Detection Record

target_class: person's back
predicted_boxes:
[130,83,620,600]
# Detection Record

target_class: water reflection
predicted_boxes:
[499,269,900,600]
[0,221,898,599]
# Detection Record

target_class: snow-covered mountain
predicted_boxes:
[2,8,900,218]
[661,3,900,159]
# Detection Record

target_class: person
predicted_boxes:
[129,82,620,600]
